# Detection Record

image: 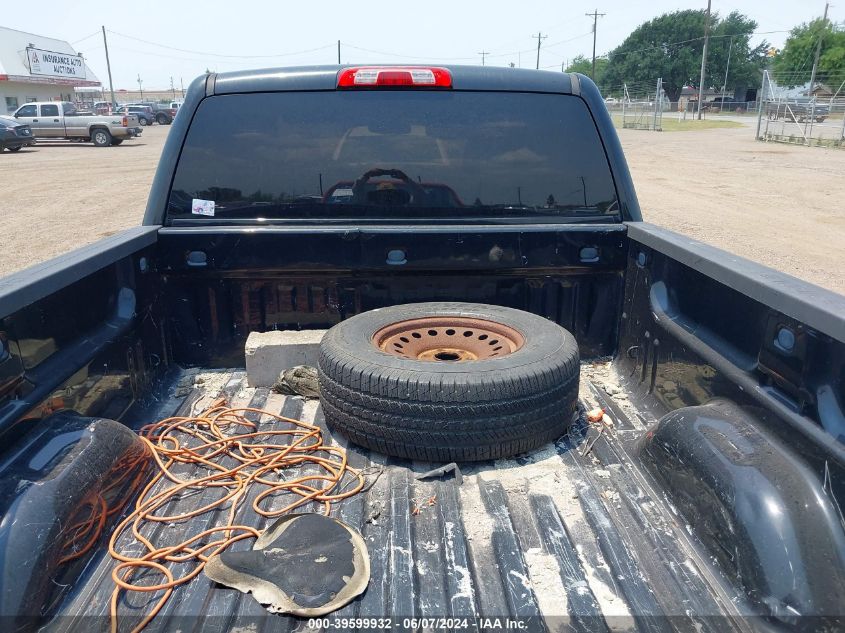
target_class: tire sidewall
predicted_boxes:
[92,129,111,147]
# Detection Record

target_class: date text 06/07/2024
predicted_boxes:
[307,618,529,630]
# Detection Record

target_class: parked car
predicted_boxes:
[115,104,154,126]
[0,115,36,152]
[13,101,142,146]
[766,100,830,123]
[0,67,843,631]
[128,102,173,125]
[705,96,742,112]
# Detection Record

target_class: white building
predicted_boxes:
[0,26,101,114]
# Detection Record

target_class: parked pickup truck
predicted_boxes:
[0,66,843,633]
[12,100,142,146]
[130,101,175,125]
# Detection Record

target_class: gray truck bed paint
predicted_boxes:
[627,222,845,341]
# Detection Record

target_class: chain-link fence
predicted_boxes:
[756,70,845,148]
[602,79,665,131]
[599,71,845,144]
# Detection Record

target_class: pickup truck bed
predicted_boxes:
[2,65,843,632]
[48,366,745,633]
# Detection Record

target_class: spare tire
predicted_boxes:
[318,302,579,462]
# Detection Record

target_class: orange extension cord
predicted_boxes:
[104,397,365,633]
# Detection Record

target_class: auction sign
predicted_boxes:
[26,47,87,80]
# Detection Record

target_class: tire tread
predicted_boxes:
[317,302,580,462]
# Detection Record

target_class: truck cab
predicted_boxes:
[12,101,67,137]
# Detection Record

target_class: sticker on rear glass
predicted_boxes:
[191,199,215,216]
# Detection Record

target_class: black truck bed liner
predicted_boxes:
[47,366,746,633]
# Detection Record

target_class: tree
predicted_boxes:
[773,18,845,88]
[565,55,608,85]
[601,10,767,104]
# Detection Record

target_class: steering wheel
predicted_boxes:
[351,168,428,206]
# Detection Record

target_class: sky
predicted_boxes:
[2,0,839,90]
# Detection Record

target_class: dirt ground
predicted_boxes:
[619,123,845,293]
[1,123,843,293]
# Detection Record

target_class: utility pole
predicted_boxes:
[533,32,547,70]
[720,36,734,108]
[809,2,830,97]
[585,10,606,79]
[101,26,116,110]
[478,50,489,66]
[696,0,712,120]
[137,74,144,101]
[337,40,341,65]
[180,77,185,98]
[170,76,175,99]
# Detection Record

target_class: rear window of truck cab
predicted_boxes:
[166,91,620,225]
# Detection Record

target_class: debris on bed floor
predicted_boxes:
[580,359,648,431]
[204,513,370,616]
[271,365,321,398]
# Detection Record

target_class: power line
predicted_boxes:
[478,31,582,63]
[585,9,606,79]
[106,29,335,59]
[342,43,475,61]
[72,22,596,78]
[71,31,101,45]
[486,44,540,60]
[482,12,586,56]
[596,30,788,60]
[544,31,594,51]
[533,32,548,70]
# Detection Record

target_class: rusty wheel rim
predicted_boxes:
[373,316,525,361]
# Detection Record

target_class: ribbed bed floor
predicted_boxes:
[46,368,743,633]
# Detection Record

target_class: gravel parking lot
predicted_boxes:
[1,122,843,292]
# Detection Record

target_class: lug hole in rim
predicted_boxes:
[374,316,524,362]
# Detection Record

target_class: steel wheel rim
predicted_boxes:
[373,316,524,361]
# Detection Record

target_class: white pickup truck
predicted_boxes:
[12,101,142,146]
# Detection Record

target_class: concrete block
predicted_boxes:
[245,330,327,387]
